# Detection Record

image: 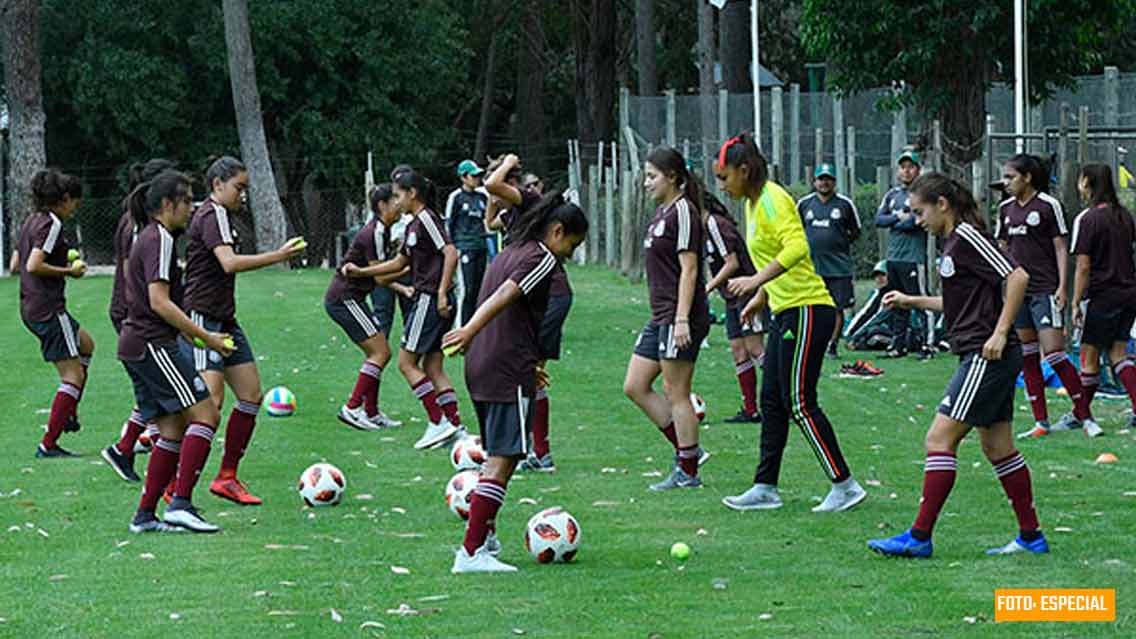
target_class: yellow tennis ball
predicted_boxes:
[670,542,690,561]
[67,249,80,262]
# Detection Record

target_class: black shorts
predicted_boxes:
[633,321,708,362]
[725,304,768,340]
[325,298,380,344]
[1014,294,1064,331]
[24,311,82,362]
[1080,300,1136,349]
[539,294,573,360]
[178,313,256,372]
[475,392,534,459]
[401,291,456,354]
[937,346,1023,428]
[124,343,211,422]
[822,276,855,309]
[370,278,413,336]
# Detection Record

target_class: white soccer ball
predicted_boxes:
[524,506,581,563]
[297,462,346,507]
[450,435,487,471]
[445,470,480,520]
[690,393,706,422]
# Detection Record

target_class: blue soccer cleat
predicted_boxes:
[867,529,933,558]
[985,533,1049,555]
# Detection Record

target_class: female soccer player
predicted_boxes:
[180,156,305,505]
[486,155,571,472]
[441,193,588,572]
[102,159,175,482]
[370,165,416,339]
[120,170,233,533]
[622,146,711,490]
[1071,164,1136,435]
[343,170,462,449]
[995,154,1098,439]
[867,173,1046,558]
[325,183,406,430]
[703,192,765,423]
[716,133,866,512]
[18,169,92,458]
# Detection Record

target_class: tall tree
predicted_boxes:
[697,0,716,145]
[571,0,617,154]
[222,0,287,253]
[475,2,505,162]
[718,0,751,92]
[635,0,658,96]
[516,0,547,174]
[1,0,47,250]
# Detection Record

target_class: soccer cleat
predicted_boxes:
[868,529,933,558]
[429,425,466,450]
[64,414,81,433]
[210,476,263,505]
[164,505,220,533]
[812,478,868,513]
[649,466,702,491]
[414,418,458,450]
[724,409,762,424]
[1016,421,1050,439]
[129,514,184,534]
[519,453,557,473]
[36,443,77,458]
[101,445,141,482]
[1050,413,1081,432]
[368,410,403,428]
[338,405,381,431]
[721,483,782,511]
[451,544,518,573]
[485,532,502,557]
[1082,418,1104,438]
[985,533,1049,555]
[859,360,885,376]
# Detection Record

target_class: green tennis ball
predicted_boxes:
[670,542,691,561]
[442,343,461,357]
[223,337,236,350]
[67,249,80,262]
[193,337,206,349]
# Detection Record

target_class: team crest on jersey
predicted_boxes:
[1026,211,1041,226]
[805,210,814,221]
[653,220,666,237]
[209,351,222,364]
[939,256,956,278]
[194,377,206,393]
[829,209,841,220]
[407,231,418,247]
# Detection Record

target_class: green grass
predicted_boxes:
[1,266,1133,638]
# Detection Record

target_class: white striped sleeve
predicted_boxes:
[373,222,386,261]
[1069,208,1090,253]
[957,223,1014,278]
[839,194,861,230]
[419,211,446,249]
[444,189,460,220]
[158,226,174,281]
[41,214,63,253]
[674,198,692,251]
[1038,192,1068,235]
[516,248,558,295]
[214,204,235,244]
[706,215,729,257]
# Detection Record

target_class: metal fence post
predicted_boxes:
[771,86,784,181]
[876,165,889,265]
[790,83,801,185]
[665,90,676,147]
[606,141,616,267]
[846,126,857,189]
[834,96,846,194]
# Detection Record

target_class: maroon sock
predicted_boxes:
[659,421,679,450]
[1046,352,1090,419]
[42,382,81,448]
[735,359,758,415]
[410,377,443,423]
[992,451,1040,534]
[1080,372,1099,405]
[912,451,957,536]
[220,400,259,473]
[678,445,700,477]
[463,478,506,555]
[347,361,381,412]
[436,388,462,426]
[1113,360,1136,410]
[139,438,180,512]
[174,422,215,499]
[1021,345,1048,422]
[115,409,146,456]
[532,390,550,458]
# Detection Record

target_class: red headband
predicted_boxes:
[717,135,742,168]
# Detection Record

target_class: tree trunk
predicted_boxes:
[516,0,547,175]
[222,0,288,254]
[474,27,499,162]
[635,0,657,140]
[719,0,752,93]
[697,0,716,146]
[1,0,47,252]
[572,0,617,157]
[926,31,990,167]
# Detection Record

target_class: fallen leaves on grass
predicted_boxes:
[390,566,410,575]
[264,544,309,550]
[417,595,449,602]
[864,479,882,487]
[48,574,68,581]
[386,603,441,616]
[139,553,155,560]
[329,608,343,623]
[591,500,621,507]
[517,498,539,505]
[355,494,374,501]
[360,621,385,630]
[267,610,299,616]
[1095,453,1119,464]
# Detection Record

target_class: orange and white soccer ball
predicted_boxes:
[524,507,581,563]
[450,435,487,471]
[690,393,707,422]
[445,470,480,520]
[122,422,154,455]
[297,462,346,507]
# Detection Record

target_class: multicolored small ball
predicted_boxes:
[265,386,296,417]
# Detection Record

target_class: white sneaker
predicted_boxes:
[811,478,868,512]
[163,506,220,533]
[414,418,458,450]
[721,483,783,511]
[368,410,403,429]
[1082,418,1104,438]
[428,424,466,449]
[338,405,380,431]
[451,544,517,573]
[485,532,502,557]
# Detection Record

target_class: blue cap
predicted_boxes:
[814,163,836,179]
[457,160,484,177]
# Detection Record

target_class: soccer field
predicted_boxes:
[1,266,1132,638]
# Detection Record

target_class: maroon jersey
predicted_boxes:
[183,199,238,320]
[325,218,391,303]
[940,222,1019,354]
[499,190,572,297]
[994,192,1066,295]
[17,211,68,323]
[1070,203,1136,309]
[643,197,709,327]
[704,211,757,308]
[109,206,138,329]
[117,222,183,361]
[465,240,558,402]
[401,208,451,295]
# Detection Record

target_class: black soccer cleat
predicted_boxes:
[36,443,78,458]
[724,408,762,424]
[101,445,141,482]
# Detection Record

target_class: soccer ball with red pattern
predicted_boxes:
[690,393,707,422]
[445,470,480,520]
[450,435,487,471]
[297,463,346,507]
[524,507,581,563]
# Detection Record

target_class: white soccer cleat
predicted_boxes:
[414,418,458,450]
[368,410,403,428]
[721,483,783,511]
[338,405,380,431]
[163,506,220,533]
[811,478,868,513]
[451,544,518,573]
[1082,418,1104,438]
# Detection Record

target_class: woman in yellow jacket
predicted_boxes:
[716,132,866,513]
